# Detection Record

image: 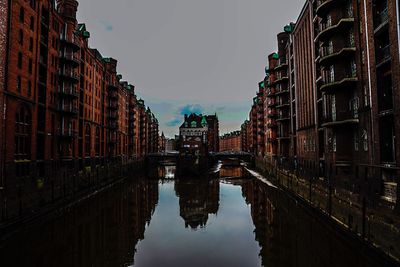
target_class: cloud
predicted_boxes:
[178,104,204,115]
[99,20,113,32]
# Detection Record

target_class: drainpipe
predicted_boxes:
[363,0,375,165]
[397,0,400,62]
[1,0,12,218]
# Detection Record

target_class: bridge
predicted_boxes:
[146,151,254,166]
[209,151,254,163]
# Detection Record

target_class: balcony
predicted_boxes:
[376,44,391,68]
[268,113,278,119]
[108,121,118,130]
[267,101,277,108]
[319,46,356,66]
[274,60,288,71]
[276,115,290,122]
[316,0,347,17]
[275,89,289,96]
[267,91,276,98]
[374,8,389,33]
[322,110,359,128]
[320,71,358,93]
[59,86,79,98]
[59,128,77,139]
[108,111,119,120]
[60,52,80,67]
[60,34,80,51]
[315,18,354,43]
[58,104,78,115]
[267,123,278,129]
[276,103,290,109]
[59,70,79,82]
[108,101,118,110]
[108,83,119,91]
[273,76,289,85]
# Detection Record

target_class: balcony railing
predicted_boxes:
[59,104,78,115]
[316,17,354,42]
[376,44,391,66]
[59,86,79,98]
[60,34,80,51]
[59,128,77,138]
[60,52,80,67]
[59,70,79,82]
[374,8,389,30]
[322,109,358,128]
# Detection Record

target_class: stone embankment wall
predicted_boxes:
[0,159,145,231]
[255,157,400,262]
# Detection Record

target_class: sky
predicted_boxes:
[76,0,304,138]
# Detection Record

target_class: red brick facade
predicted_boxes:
[0,0,159,182]
[242,0,400,205]
[220,131,241,152]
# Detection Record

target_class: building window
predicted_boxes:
[329,65,335,82]
[30,0,36,9]
[29,37,33,51]
[333,134,337,152]
[379,118,395,162]
[18,29,23,45]
[19,7,25,23]
[350,59,357,77]
[354,131,359,151]
[331,95,336,121]
[362,130,368,152]
[17,76,21,92]
[85,124,91,157]
[95,127,100,156]
[349,31,355,47]
[30,16,34,30]
[28,58,32,74]
[18,52,23,69]
[15,106,31,160]
[27,81,32,96]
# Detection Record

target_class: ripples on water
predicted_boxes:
[0,163,393,267]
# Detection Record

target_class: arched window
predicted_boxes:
[15,106,31,160]
[85,124,91,157]
[95,127,100,156]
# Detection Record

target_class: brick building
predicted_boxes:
[219,131,242,152]
[0,0,159,184]
[241,0,400,206]
[179,113,220,156]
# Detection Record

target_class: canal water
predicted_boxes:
[0,163,394,267]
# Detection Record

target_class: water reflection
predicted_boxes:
[0,165,395,267]
[0,179,158,267]
[241,177,394,267]
[158,165,176,179]
[175,179,219,229]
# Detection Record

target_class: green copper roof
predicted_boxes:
[272,53,279,59]
[260,81,265,89]
[201,116,207,126]
[117,74,122,80]
[284,23,295,33]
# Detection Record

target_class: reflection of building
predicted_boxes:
[0,179,159,267]
[220,131,242,152]
[219,166,243,178]
[179,113,219,156]
[174,179,220,229]
[158,165,176,179]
